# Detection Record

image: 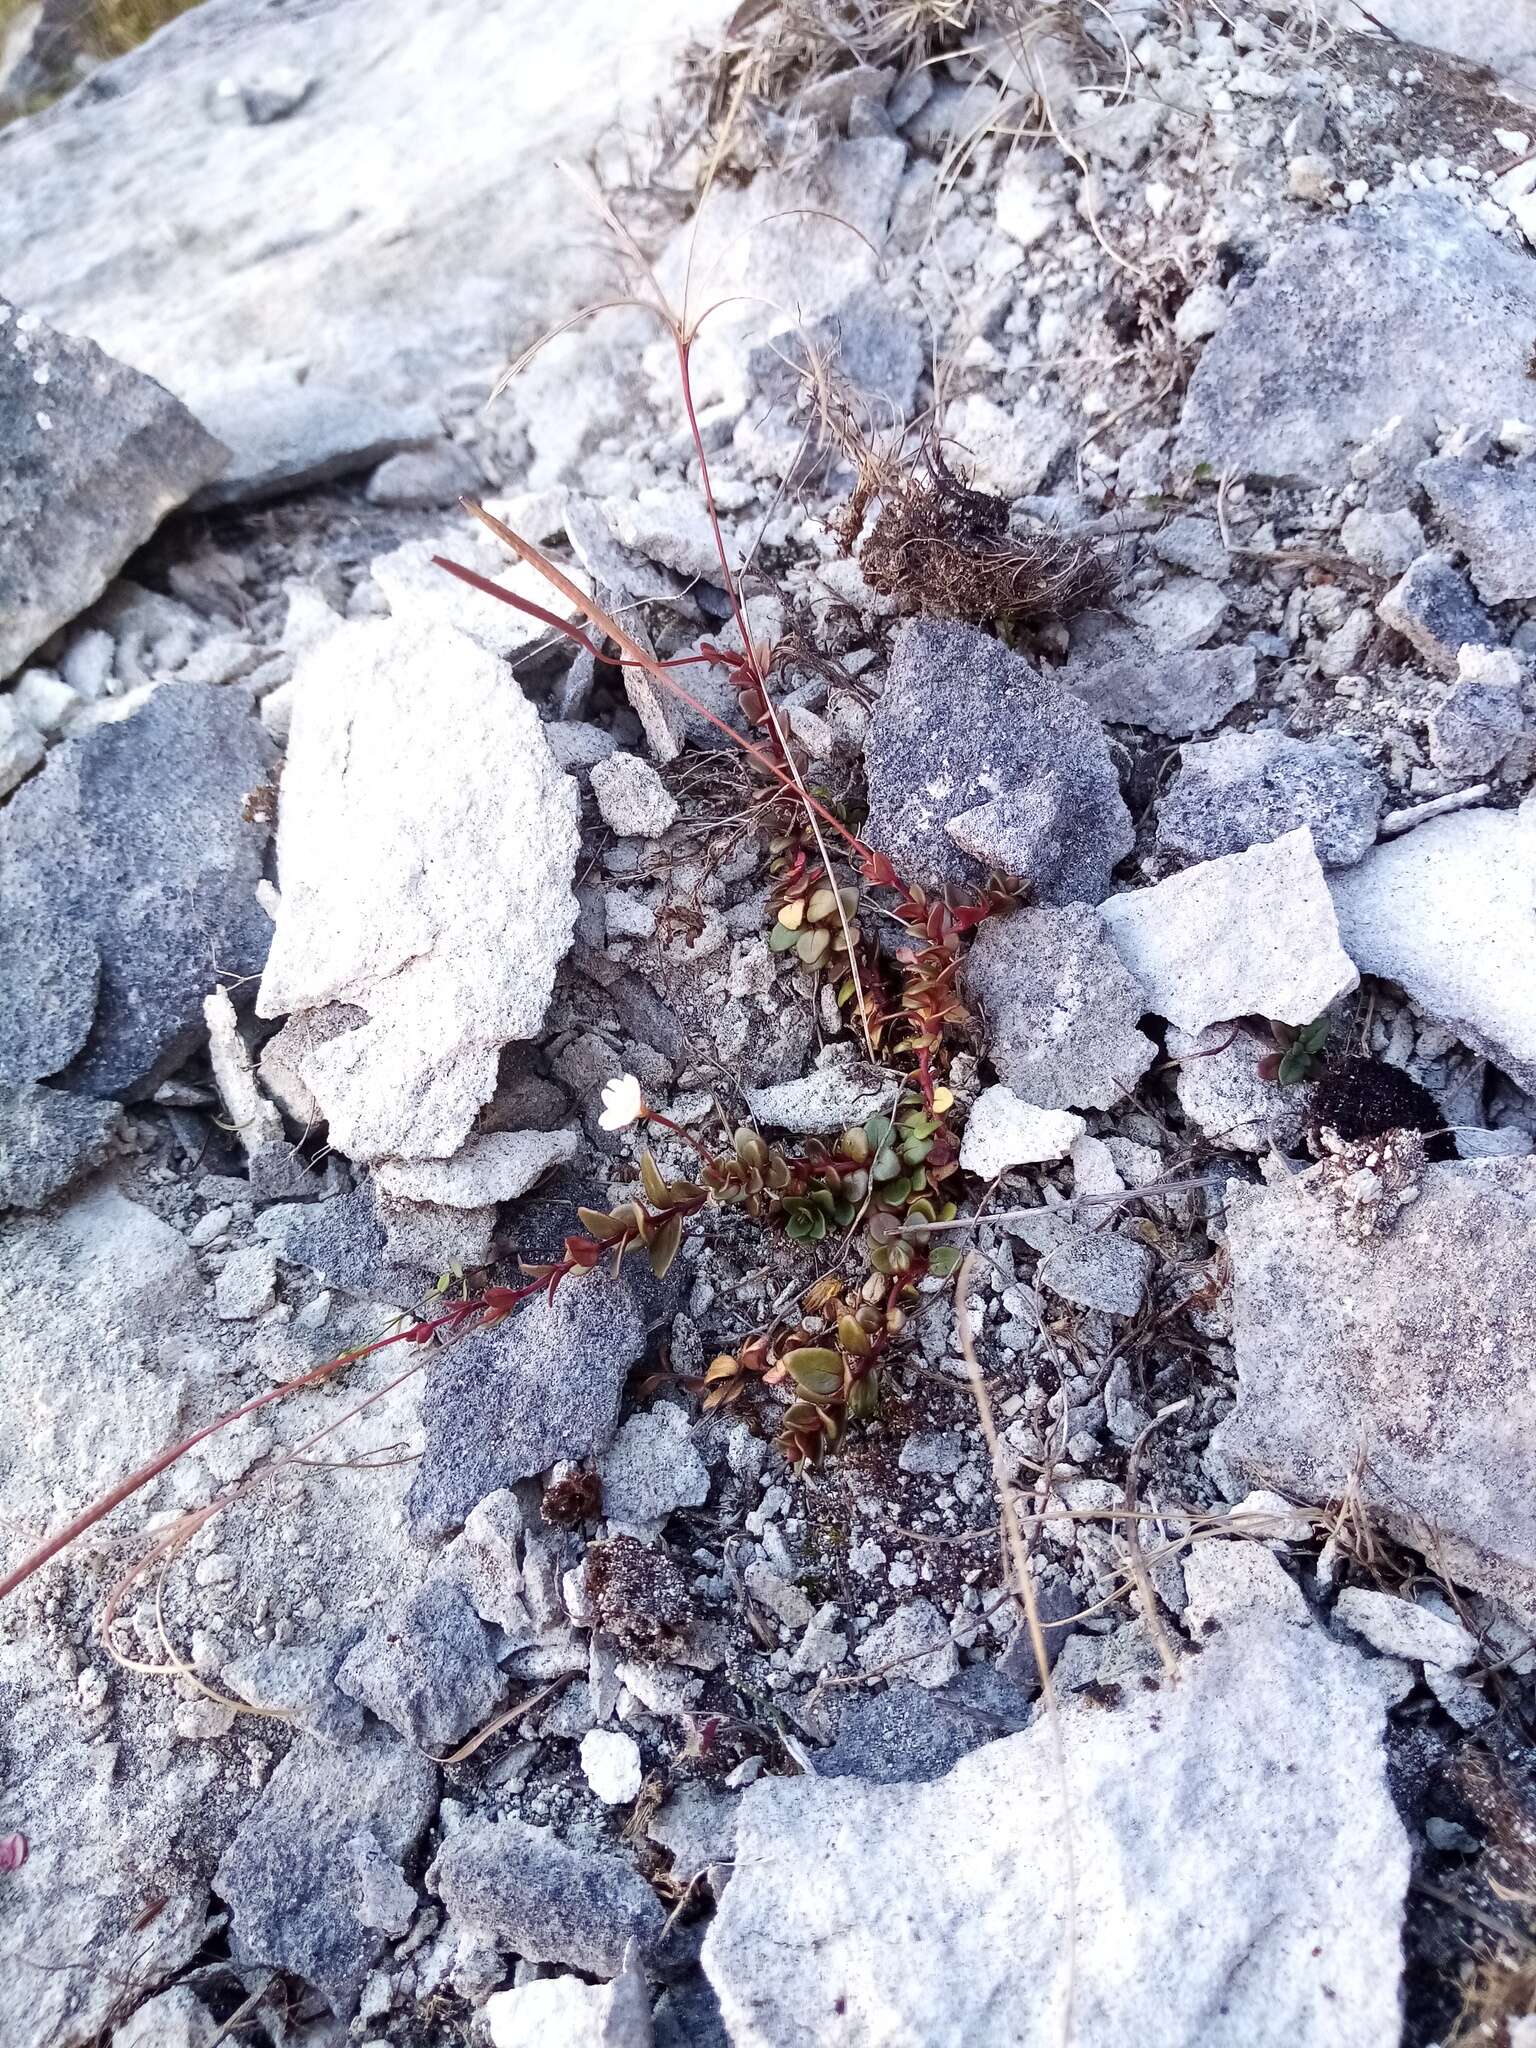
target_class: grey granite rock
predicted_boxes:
[430,1815,667,1978]
[408,1269,647,1542]
[0,1083,120,1211]
[961,904,1156,1111]
[864,619,1132,900]
[1168,1022,1310,1156]
[1419,453,1536,605]
[1008,1207,1153,1316]
[217,1727,438,2016]
[748,281,923,417]
[817,1671,1029,1785]
[222,1634,368,1746]
[257,1184,394,1299]
[1377,555,1499,676]
[1208,1157,1536,1628]
[1180,193,1536,486]
[336,1576,507,1751]
[1428,646,1529,779]
[0,682,275,1097]
[0,299,227,681]
[597,1403,711,1535]
[1060,640,1257,738]
[1156,729,1385,869]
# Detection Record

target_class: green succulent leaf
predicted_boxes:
[870,1147,902,1184]
[769,919,802,953]
[927,1245,963,1278]
[864,1116,895,1149]
[639,1151,669,1208]
[648,1212,683,1279]
[781,1347,844,1400]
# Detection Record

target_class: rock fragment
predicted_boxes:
[703,1618,1409,2047]
[373,1128,578,1208]
[430,1816,666,1978]
[188,376,437,508]
[336,1577,507,1751]
[590,751,679,839]
[1061,641,1256,738]
[1377,555,1499,675]
[1419,453,1536,605]
[864,619,1132,901]
[1156,730,1384,869]
[958,1087,1084,1176]
[1428,645,1529,780]
[961,905,1155,1111]
[745,1057,894,1134]
[855,1599,959,1690]
[1100,828,1356,1034]
[1209,1156,1536,1628]
[1179,193,1536,485]
[256,620,580,1162]
[0,1083,120,1211]
[0,299,227,680]
[1008,1207,1153,1317]
[485,1960,654,2048]
[0,682,274,1098]
[217,1728,437,2017]
[1168,1023,1310,1155]
[408,1271,647,1543]
[1328,804,1536,1089]
[597,1404,711,1535]
[580,1729,644,1805]
[1331,1588,1477,1671]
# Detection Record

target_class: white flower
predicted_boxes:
[598,1074,645,1132]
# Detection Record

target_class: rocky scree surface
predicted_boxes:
[5,5,1536,2048]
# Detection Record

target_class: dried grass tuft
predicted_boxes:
[837,434,1114,627]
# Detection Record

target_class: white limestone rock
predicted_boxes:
[256,619,579,1162]
[374,1128,578,1208]
[589,751,679,839]
[1099,828,1357,1034]
[1329,803,1536,1090]
[704,1617,1409,2047]
[1209,1156,1536,1629]
[958,1086,1085,1176]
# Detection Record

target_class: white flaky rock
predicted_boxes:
[257,620,579,1162]
[1329,803,1536,1090]
[958,1086,1085,1176]
[1209,1156,1536,1628]
[704,1617,1408,2047]
[1332,1589,1478,1672]
[374,1128,578,1208]
[579,1729,644,1806]
[1099,827,1357,1033]
[746,1056,894,1134]
[486,1956,652,2048]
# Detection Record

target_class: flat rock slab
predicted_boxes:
[1061,640,1256,738]
[961,903,1156,1110]
[1100,827,1358,1034]
[0,299,227,680]
[0,681,275,1098]
[703,1617,1408,2047]
[217,1728,437,2017]
[864,618,1132,901]
[1179,192,1536,485]
[256,619,579,1162]
[1209,1157,1536,1628]
[1329,805,1536,1090]
[407,1269,646,1543]
[0,0,728,439]
[189,377,439,509]
[1157,730,1384,870]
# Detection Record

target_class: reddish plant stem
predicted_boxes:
[641,1109,721,1172]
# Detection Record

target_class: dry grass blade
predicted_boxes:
[955,1249,1077,2048]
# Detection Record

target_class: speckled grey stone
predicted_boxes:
[1156,730,1384,869]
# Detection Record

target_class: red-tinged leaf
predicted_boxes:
[0,1832,27,1873]
[1255,1053,1284,1082]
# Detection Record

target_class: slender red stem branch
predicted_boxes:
[642,1108,721,1172]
